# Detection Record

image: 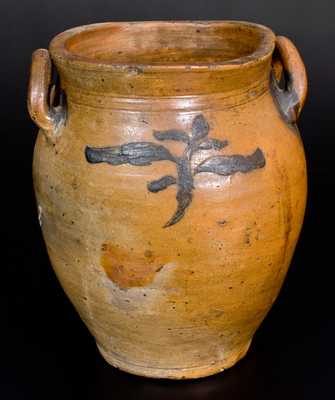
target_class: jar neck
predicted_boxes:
[54,55,272,100]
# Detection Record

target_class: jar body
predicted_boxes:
[29,21,307,379]
[33,81,306,378]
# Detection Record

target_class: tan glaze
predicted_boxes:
[28,21,307,379]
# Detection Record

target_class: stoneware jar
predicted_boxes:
[28,21,307,379]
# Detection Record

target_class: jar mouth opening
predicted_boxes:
[50,20,276,71]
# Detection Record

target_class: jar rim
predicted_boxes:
[49,20,276,72]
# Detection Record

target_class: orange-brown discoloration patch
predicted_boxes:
[101,243,163,289]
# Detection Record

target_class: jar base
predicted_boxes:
[96,340,252,379]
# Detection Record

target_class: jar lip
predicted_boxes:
[49,20,276,72]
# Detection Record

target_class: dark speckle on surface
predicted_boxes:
[156,265,164,272]
[144,250,153,258]
[217,220,227,226]
[245,230,251,245]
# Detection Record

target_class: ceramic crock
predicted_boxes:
[28,21,307,379]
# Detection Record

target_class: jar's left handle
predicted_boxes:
[27,49,66,143]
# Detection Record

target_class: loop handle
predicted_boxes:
[27,49,66,142]
[271,36,307,123]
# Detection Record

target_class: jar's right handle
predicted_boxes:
[271,36,308,124]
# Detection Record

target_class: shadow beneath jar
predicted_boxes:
[90,343,298,400]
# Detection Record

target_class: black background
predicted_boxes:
[1,0,334,399]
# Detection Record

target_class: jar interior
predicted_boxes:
[64,22,269,65]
